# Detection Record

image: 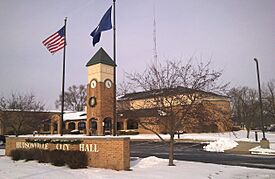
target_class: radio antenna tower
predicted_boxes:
[153,5,158,64]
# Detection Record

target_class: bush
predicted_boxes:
[23,149,36,161]
[11,149,23,161]
[49,150,65,166]
[38,150,50,163]
[10,149,88,169]
[65,151,88,169]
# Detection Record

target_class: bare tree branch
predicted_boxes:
[121,59,230,166]
[55,84,87,111]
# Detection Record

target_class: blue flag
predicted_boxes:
[90,6,112,46]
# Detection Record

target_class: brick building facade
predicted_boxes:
[117,87,232,134]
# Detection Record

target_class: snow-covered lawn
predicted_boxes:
[0,151,274,179]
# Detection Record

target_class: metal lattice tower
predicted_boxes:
[153,5,158,64]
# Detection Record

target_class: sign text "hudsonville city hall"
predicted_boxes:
[15,141,99,152]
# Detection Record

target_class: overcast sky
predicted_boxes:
[0,0,274,109]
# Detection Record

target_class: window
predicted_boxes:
[78,122,86,130]
[103,118,112,133]
[68,122,75,130]
[54,123,58,131]
[117,122,123,130]
[128,121,138,129]
[91,121,97,130]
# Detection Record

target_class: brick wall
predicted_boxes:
[5,136,130,171]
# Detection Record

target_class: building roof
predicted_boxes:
[118,86,228,101]
[63,111,86,121]
[86,47,116,67]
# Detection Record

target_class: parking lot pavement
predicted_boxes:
[131,141,275,170]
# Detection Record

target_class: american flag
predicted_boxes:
[42,26,65,54]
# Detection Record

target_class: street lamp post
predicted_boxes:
[253,58,266,140]
[254,58,270,149]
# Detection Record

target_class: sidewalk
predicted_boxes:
[225,141,275,155]
[225,141,259,154]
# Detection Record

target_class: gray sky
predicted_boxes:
[0,0,274,109]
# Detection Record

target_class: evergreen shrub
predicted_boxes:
[49,150,65,166]
[11,149,23,161]
[10,149,88,169]
[65,151,88,169]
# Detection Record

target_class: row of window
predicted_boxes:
[49,120,139,132]
[68,122,86,130]
[67,121,139,131]
[67,120,112,131]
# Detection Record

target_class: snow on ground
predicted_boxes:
[0,150,274,179]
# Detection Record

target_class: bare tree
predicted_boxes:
[55,84,86,111]
[125,59,229,166]
[229,87,260,138]
[263,79,275,125]
[0,97,6,134]
[0,93,45,136]
[117,80,135,97]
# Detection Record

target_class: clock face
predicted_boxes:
[105,79,112,88]
[90,79,97,89]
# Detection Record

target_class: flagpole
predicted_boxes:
[113,0,117,136]
[61,17,67,136]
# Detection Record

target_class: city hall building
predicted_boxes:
[49,48,232,135]
[50,87,232,135]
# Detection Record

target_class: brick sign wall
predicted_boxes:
[5,136,130,170]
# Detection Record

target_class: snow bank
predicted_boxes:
[135,156,167,168]
[203,138,238,152]
[249,146,275,156]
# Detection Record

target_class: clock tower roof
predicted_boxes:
[86,47,116,67]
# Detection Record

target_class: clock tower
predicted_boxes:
[86,47,116,136]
